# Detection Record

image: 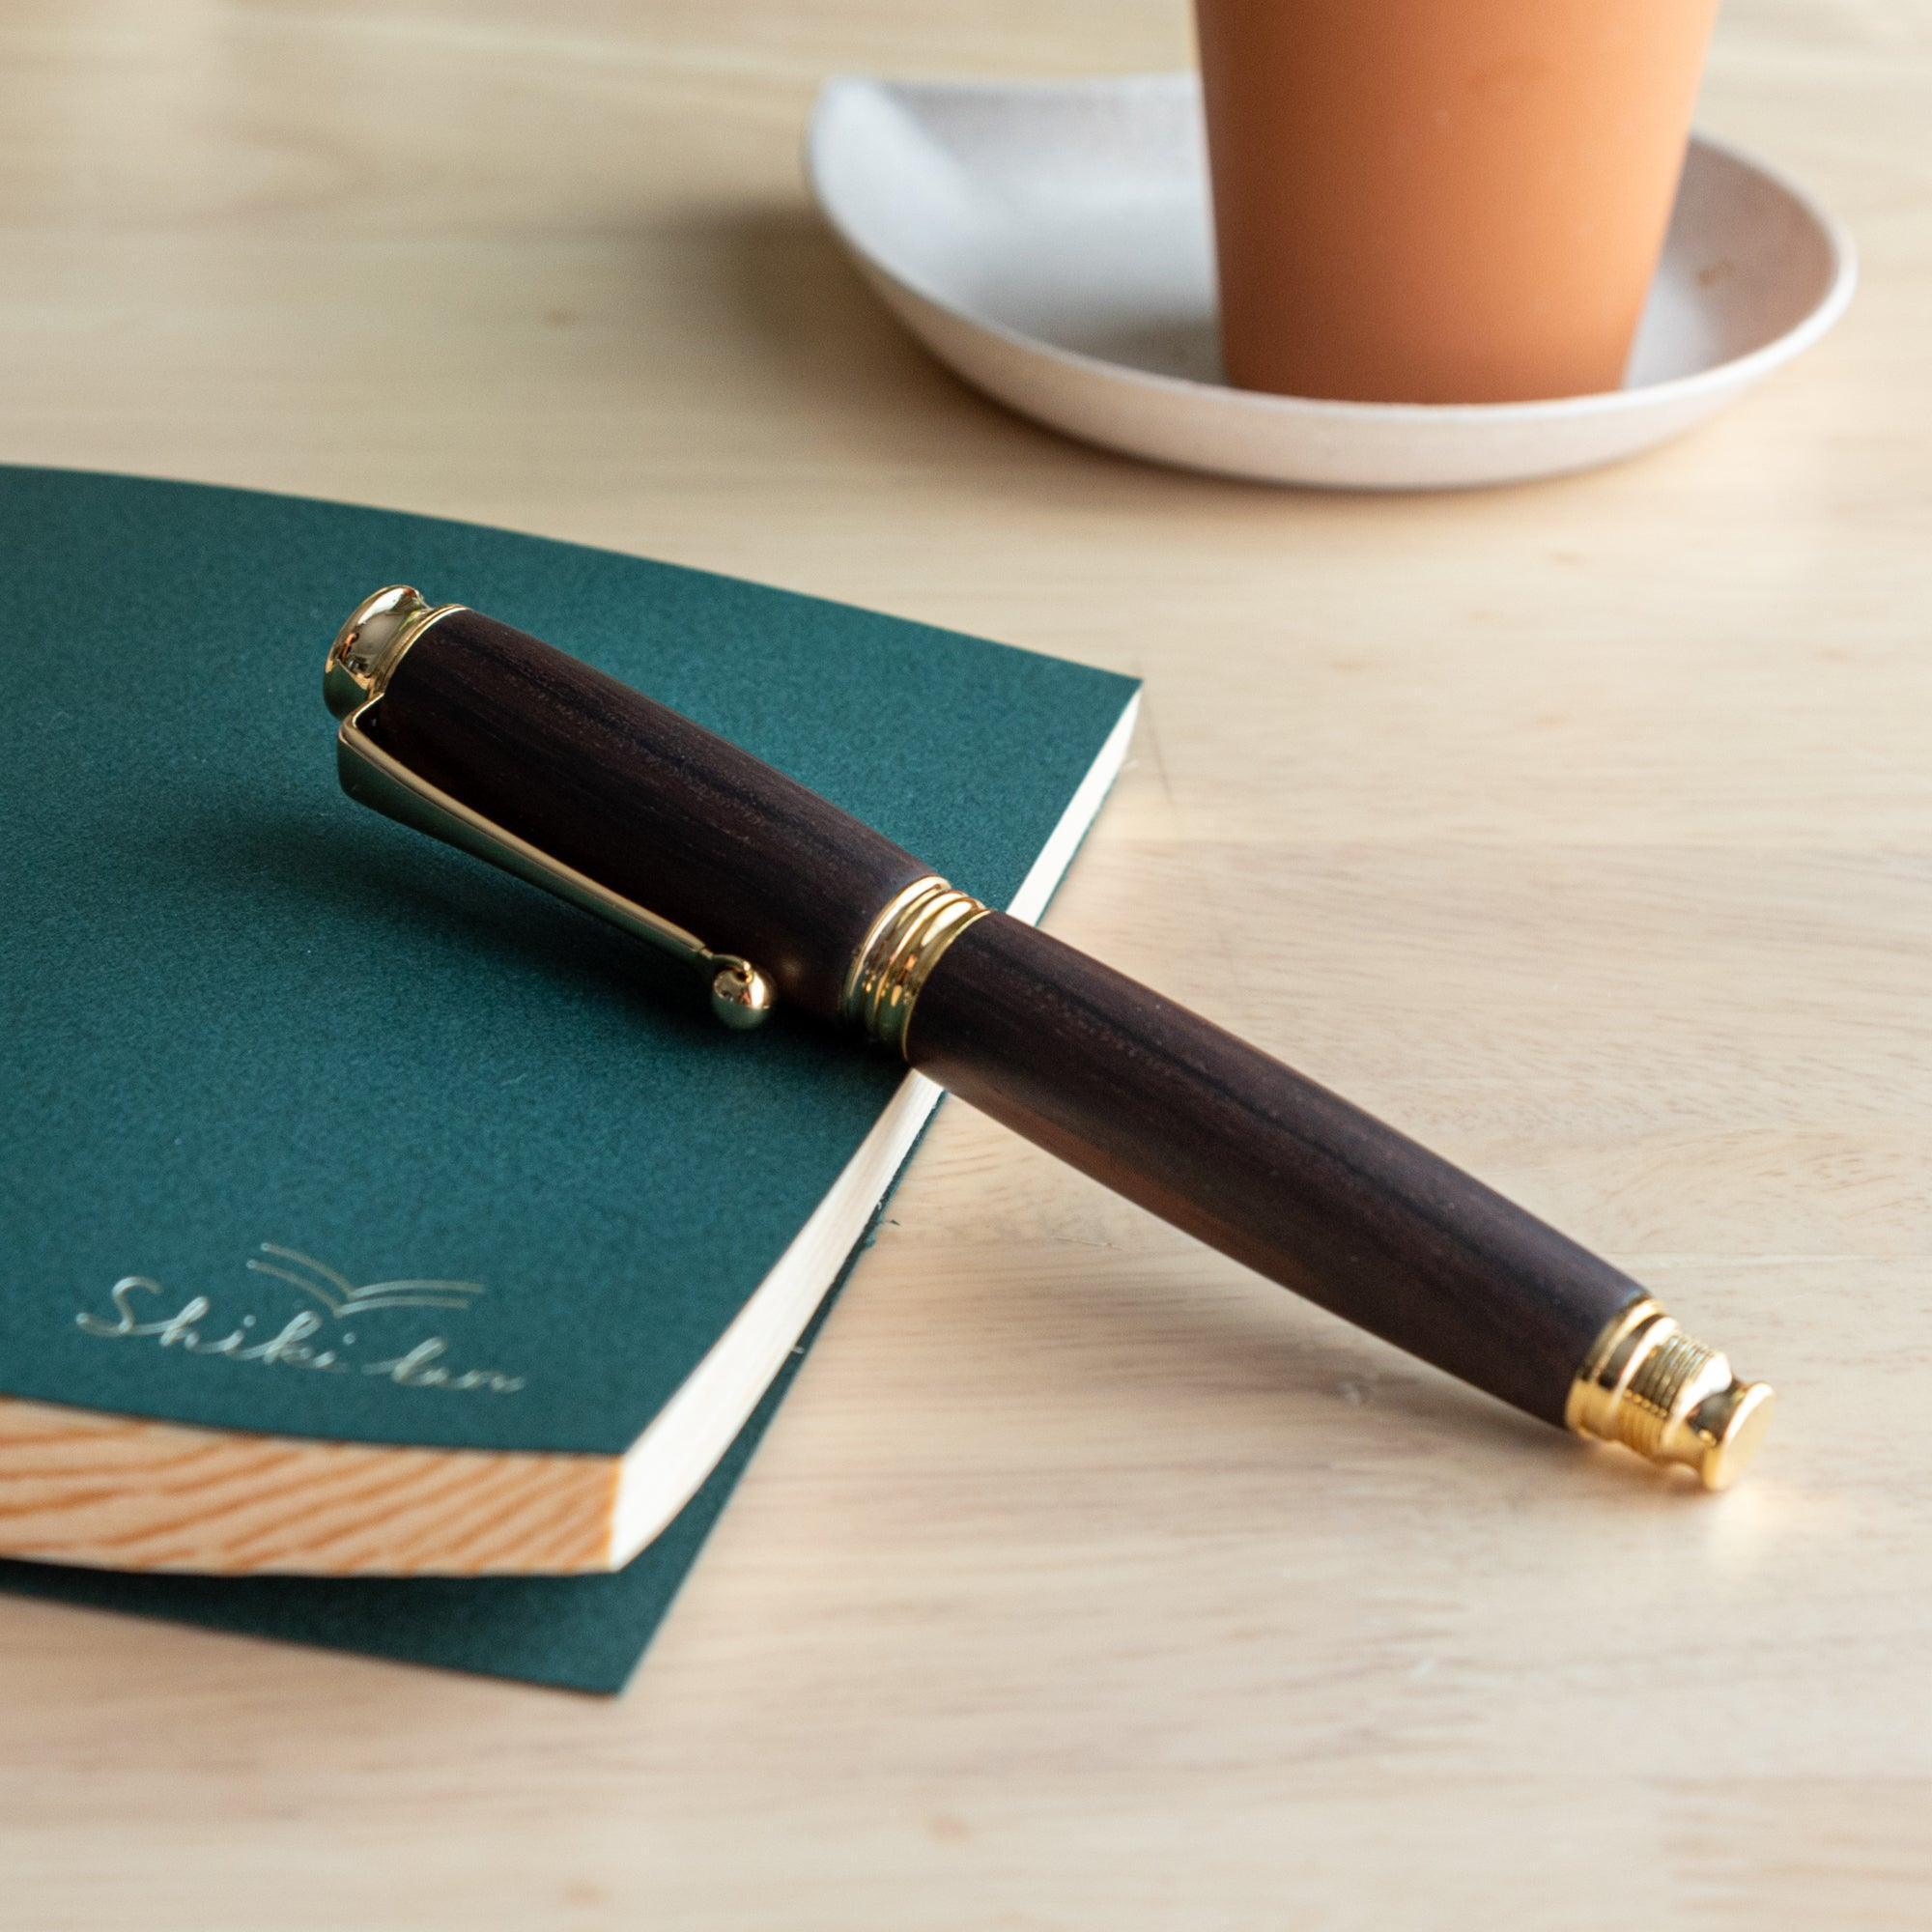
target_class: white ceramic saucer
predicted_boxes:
[806,73,1856,490]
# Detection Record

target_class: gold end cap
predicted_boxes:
[1567,1299,1774,1492]
[1693,1378,1776,1492]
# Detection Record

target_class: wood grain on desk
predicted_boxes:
[0,2,1926,1927]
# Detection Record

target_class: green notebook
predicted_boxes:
[0,466,1138,1690]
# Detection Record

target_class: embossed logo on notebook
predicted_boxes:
[73,1243,526,1395]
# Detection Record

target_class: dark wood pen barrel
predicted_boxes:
[364,608,931,1019]
[906,913,1645,1426]
[368,611,1643,1423]
[335,595,1766,1471]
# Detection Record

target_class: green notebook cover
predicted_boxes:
[0,466,1137,1690]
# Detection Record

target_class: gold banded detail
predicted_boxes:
[841,875,990,1058]
[1565,1297,1775,1491]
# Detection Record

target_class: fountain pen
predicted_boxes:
[324,587,1774,1490]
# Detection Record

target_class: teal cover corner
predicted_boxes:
[0,466,1137,1689]
[0,1241,866,1695]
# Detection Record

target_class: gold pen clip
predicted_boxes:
[324,585,776,1030]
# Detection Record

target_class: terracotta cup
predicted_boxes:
[1193,0,1722,404]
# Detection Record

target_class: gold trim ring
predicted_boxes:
[841,875,989,1058]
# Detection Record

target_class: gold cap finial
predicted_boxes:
[325,584,442,719]
[1566,1299,1774,1491]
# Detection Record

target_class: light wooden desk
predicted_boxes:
[1,4,1925,1926]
